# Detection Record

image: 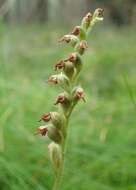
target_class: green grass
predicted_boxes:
[0,23,136,190]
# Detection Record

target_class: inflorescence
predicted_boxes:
[36,8,104,190]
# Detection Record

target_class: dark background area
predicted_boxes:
[0,0,136,26]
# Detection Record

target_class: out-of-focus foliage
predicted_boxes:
[0,23,136,189]
[0,0,136,25]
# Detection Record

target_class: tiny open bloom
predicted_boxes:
[71,26,80,36]
[48,75,58,84]
[48,73,69,85]
[59,35,71,43]
[79,41,88,50]
[54,94,65,105]
[97,8,104,17]
[84,12,92,23]
[39,113,51,122]
[65,53,77,63]
[55,60,65,71]
[59,35,78,43]
[36,126,48,136]
[74,87,85,102]
[93,8,104,21]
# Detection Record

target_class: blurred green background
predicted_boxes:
[0,0,136,190]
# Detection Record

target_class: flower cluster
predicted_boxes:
[36,8,104,190]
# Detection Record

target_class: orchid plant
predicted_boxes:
[37,8,104,190]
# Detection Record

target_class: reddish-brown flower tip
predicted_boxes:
[48,75,58,84]
[71,26,80,36]
[96,8,104,17]
[84,12,92,22]
[39,113,51,122]
[54,60,65,71]
[54,94,65,105]
[79,41,88,50]
[74,88,86,102]
[36,126,48,136]
[58,35,71,43]
[65,53,77,63]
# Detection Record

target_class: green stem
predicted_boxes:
[52,125,67,190]
[52,157,64,190]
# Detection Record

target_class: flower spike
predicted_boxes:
[36,7,104,190]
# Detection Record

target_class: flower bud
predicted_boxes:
[65,53,77,63]
[48,75,58,84]
[54,60,65,71]
[39,113,51,122]
[92,8,104,25]
[72,86,85,103]
[82,12,92,30]
[36,126,48,136]
[94,8,104,18]
[76,41,88,55]
[50,112,65,130]
[71,26,80,36]
[47,124,62,144]
[64,62,75,80]
[59,34,79,47]
[59,35,71,43]
[71,26,86,40]
[48,142,62,169]
[48,73,70,90]
[54,93,65,105]
[55,92,70,105]
[65,53,82,74]
[55,92,71,115]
